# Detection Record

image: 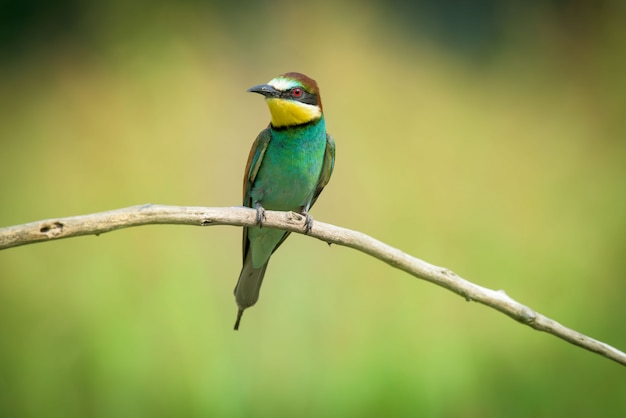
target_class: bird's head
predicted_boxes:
[247,72,323,128]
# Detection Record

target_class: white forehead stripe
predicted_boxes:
[267,77,299,91]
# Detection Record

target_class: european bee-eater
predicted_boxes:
[233,72,335,330]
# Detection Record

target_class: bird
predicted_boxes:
[233,72,335,330]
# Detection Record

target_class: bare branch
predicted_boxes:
[1,204,624,367]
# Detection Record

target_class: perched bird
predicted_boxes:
[233,72,335,330]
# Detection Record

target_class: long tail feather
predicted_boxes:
[233,252,268,330]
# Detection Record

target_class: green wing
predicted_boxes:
[310,133,336,209]
[243,128,271,207]
[242,128,272,261]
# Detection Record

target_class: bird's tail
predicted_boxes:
[233,252,268,330]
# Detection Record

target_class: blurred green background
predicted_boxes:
[1,0,625,416]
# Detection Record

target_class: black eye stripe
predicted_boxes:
[300,92,318,106]
[280,89,318,106]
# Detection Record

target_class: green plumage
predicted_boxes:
[247,120,328,265]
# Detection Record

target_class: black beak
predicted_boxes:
[247,84,281,98]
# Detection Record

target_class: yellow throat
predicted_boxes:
[266,98,321,128]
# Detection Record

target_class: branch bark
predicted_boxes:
[1,204,624,367]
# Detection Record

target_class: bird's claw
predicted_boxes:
[302,213,313,234]
[255,203,266,227]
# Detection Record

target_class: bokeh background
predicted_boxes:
[1,0,625,416]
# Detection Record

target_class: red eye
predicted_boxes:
[291,88,303,98]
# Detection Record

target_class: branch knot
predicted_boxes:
[39,221,64,238]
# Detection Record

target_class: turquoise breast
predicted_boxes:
[250,117,327,211]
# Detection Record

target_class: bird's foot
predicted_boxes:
[254,203,266,228]
[301,212,313,234]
